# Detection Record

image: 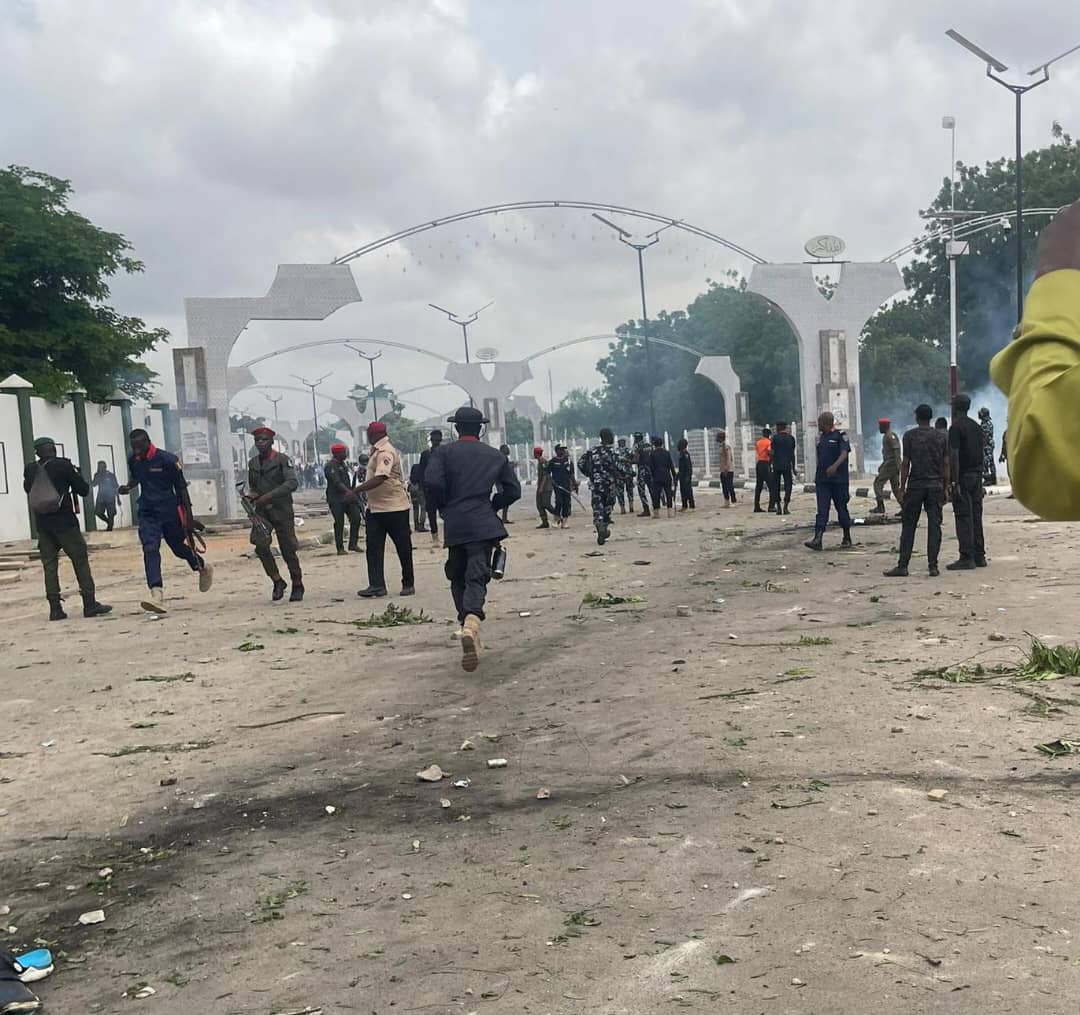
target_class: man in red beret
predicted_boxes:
[356,421,414,597]
[324,441,361,555]
[871,417,903,515]
[247,426,304,601]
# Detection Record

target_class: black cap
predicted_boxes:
[447,405,489,425]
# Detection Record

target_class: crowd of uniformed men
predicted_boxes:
[19,200,1080,672]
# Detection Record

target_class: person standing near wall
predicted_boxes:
[676,437,695,510]
[946,394,987,571]
[120,428,213,615]
[753,427,774,512]
[24,437,111,621]
[804,412,853,551]
[770,422,797,515]
[91,460,120,531]
[716,430,736,507]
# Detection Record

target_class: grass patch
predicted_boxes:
[101,740,214,758]
[252,879,308,922]
[581,592,645,608]
[796,635,833,646]
[1015,637,1080,681]
[351,604,433,628]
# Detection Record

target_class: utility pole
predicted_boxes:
[292,373,330,462]
[946,30,1080,322]
[346,344,384,420]
[428,301,494,406]
[593,213,676,436]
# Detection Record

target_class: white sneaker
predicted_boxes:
[198,562,214,592]
[141,587,167,614]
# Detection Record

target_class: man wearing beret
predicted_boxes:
[324,441,362,555]
[356,421,415,598]
[871,417,903,515]
[248,426,304,601]
[23,436,111,620]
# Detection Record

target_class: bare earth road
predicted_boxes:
[3,489,1080,1015]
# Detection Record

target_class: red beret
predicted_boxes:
[330,442,347,454]
[252,426,275,437]
[877,418,890,426]
[367,421,387,438]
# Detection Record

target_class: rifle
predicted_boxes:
[178,492,207,561]
[236,483,273,544]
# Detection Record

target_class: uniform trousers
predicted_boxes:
[38,524,95,600]
[650,477,674,510]
[952,471,985,562]
[139,510,200,588]
[755,461,774,510]
[813,479,851,533]
[897,485,944,569]
[678,475,695,508]
[446,541,494,623]
[253,512,303,584]
[366,508,414,590]
[330,500,362,550]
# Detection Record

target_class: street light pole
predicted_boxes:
[292,373,330,463]
[942,116,961,398]
[946,30,1080,322]
[428,301,494,407]
[593,212,675,437]
[345,344,384,420]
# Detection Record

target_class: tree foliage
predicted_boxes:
[229,411,267,433]
[0,165,167,400]
[504,408,534,443]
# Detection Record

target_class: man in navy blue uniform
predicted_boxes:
[119,428,213,614]
[424,406,520,672]
[805,411,853,551]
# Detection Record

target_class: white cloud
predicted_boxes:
[2,0,1078,423]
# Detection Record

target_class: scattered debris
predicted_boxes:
[988,632,1007,642]
[714,954,737,965]
[352,604,433,628]
[452,778,471,789]
[417,765,446,782]
[460,739,475,751]
[238,711,345,729]
[676,605,693,617]
[927,788,948,802]
[100,741,214,758]
[324,806,336,815]
[487,758,508,769]
[536,787,551,800]
[135,672,195,683]
[439,798,452,809]
[237,641,264,652]
[78,910,106,926]
[122,984,156,999]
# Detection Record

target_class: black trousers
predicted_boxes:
[754,461,773,509]
[773,467,793,508]
[94,500,116,531]
[897,485,944,569]
[720,472,736,502]
[554,488,571,518]
[650,477,674,509]
[330,500,362,550]
[425,501,439,537]
[678,475,695,508]
[365,509,415,590]
[446,541,494,623]
[952,472,985,562]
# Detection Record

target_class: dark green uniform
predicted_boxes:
[324,458,361,552]
[248,450,302,584]
[23,456,96,606]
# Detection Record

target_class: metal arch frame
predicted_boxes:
[332,200,768,265]
[524,332,706,363]
[236,337,457,370]
[233,383,447,419]
[882,207,1062,262]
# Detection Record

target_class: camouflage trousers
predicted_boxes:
[635,473,650,510]
[615,476,634,510]
[591,480,615,531]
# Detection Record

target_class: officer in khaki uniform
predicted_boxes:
[356,421,415,598]
[871,417,903,514]
[248,426,303,601]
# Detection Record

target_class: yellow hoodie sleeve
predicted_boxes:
[990,269,1080,520]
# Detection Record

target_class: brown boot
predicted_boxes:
[461,614,482,672]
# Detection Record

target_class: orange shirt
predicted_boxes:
[755,437,772,463]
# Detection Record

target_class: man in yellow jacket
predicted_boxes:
[991,200,1080,520]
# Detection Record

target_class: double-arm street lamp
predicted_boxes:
[345,344,384,420]
[593,213,676,437]
[946,29,1080,321]
[427,301,494,406]
[292,372,330,462]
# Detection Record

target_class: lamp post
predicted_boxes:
[260,390,284,423]
[292,373,330,462]
[428,301,494,406]
[345,345,383,420]
[942,115,964,398]
[946,29,1080,322]
[592,212,675,436]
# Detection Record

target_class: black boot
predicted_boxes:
[883,565,909,577]
[289,583,305,602]
[870,499,885,515]
[840,529,853,548]
[637,506,651,518]
[272,577,288,601]
[82,594,113,618]
[48,596,67,621]
[336,545,347,555]
[804,531,824,551]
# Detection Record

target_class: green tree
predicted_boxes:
[229,411,267,433]
[504,408,533,443]
[0,165,167,400]
[865,124,1080,392]
[544,387,607,437]
[349,382,403,419]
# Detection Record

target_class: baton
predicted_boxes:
[552,482,589,512]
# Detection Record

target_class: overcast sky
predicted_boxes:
[4,0,1079,424]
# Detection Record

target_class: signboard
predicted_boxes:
[180,416,212,464]
[804,235,846,259]
[828,388,851,429]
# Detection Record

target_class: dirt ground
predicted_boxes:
[3,486,1080,1015]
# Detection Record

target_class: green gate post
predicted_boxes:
[70,391,96,532]
[2,376,37,539]
[152,401,180,453]
[112,394,138,524]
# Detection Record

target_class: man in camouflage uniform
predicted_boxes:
[871,417,903,515]
[614,437,635,514]
[631,432,653,517]
[579,428,626,546]
[248,426,304,601]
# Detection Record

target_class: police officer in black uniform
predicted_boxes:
[424,406,521,672]
[805,411,853,551]
[947,393,988,570]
